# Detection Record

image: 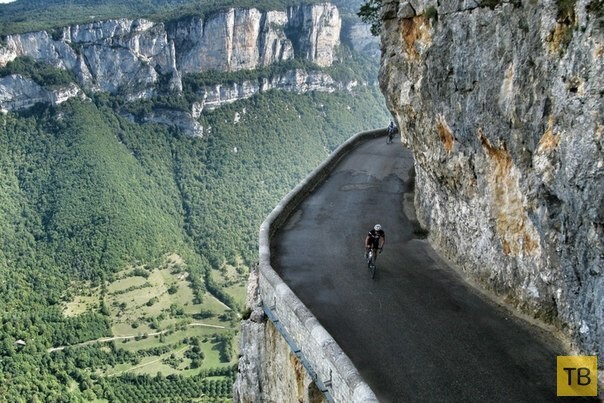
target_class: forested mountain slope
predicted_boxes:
[0,0,368,36]
[0,88,388,401]
[0,0,389,401]
[0,0,320,35]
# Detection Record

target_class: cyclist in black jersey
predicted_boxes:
[365,224,385,259]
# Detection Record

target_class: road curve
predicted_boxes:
[271,136,590,403]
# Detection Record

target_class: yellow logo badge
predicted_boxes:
[557,356,598,396]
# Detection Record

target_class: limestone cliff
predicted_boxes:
[0,74,85,111]
[379,0,603,356]
[0,3,342,112]
[172,5,340,73]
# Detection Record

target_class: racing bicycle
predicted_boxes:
[366,247,380,279]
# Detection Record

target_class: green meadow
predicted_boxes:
[60,254,240,378]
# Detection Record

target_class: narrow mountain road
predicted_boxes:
[271,137,589,402]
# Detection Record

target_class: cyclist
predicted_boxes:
[365,224,385,259]
[387,121,396,144]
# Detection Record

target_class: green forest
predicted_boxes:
[0,69,389,403]
[0,0,389,401]
[0,0,367,36]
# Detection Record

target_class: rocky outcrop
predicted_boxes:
[0,19,178,98]
[0,3,341,110]
[116,68,345,136]
[171,9,295,73]
[286,4,341,67]
[171,4,340,73]
[0,74,85,111]
[191,69,342,115]
[379,0,603,356]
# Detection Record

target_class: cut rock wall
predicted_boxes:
[379,0,603,357]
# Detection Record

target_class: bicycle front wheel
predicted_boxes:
[367,253,376,279]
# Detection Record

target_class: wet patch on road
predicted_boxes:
[339,183,379,191]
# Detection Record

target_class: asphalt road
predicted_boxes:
[271,136,593,403]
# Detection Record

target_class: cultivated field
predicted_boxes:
[61,253,248,379]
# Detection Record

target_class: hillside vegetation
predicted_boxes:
[0,83,390,400]
[0,0,389,399]
[0,0,327,36]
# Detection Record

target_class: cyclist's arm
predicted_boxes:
[379,235,385,249]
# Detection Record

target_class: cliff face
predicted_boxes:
[0,3,341,111]
[379,0,603,354]
[172,5,340,73]
[0,74,85,110]
[233,267,327,403]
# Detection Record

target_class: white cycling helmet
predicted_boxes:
[374,224,382,231]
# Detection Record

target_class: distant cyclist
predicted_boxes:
[387,121,396,144]
[365,224,385,259]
